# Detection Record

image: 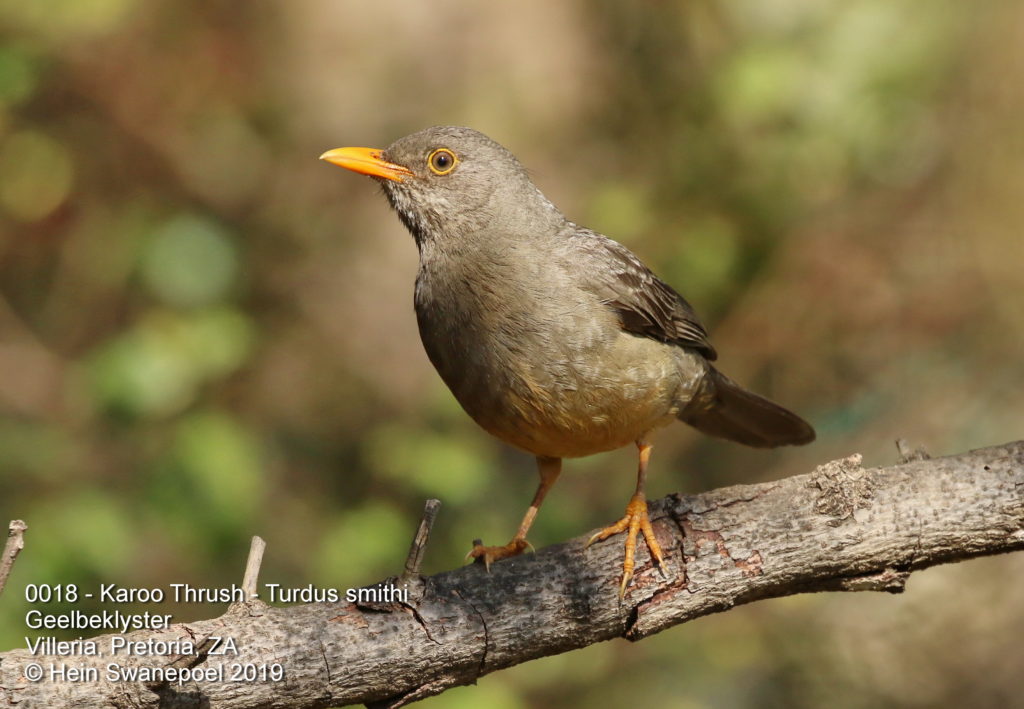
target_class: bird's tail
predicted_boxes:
[678,367,815,448]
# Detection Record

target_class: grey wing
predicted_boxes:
[569,228,718,360]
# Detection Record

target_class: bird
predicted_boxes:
[320,126,815,596]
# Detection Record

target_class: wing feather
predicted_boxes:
[567,227,718,360]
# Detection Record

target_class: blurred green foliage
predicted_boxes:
[1,0,1023,707]
[88,307,253,418]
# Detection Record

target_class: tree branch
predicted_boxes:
[2,441,1022,708]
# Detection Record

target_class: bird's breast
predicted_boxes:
[413,251,687,458]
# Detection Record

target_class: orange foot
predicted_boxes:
[586,493,669,597]
[466,537,535,571]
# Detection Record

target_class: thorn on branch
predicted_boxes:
[0,519,28,598]
[402,499,441,582]
[232,535,267,612]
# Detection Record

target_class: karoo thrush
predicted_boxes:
[320,126,814,596]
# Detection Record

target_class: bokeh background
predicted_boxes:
[2,0,1024,707]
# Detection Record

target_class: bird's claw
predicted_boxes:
[466,537,533,571]
[586,494,668,598]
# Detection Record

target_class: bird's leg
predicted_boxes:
[468,456,561,571]
[586,439,669,597]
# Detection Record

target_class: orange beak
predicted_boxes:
[319,147,414,182]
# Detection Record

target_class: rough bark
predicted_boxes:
[1,441,1022,709]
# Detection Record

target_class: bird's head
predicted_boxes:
[320,126,561,247]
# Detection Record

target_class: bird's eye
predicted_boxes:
[427,148,457,175]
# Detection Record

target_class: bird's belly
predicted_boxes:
[482,378,679,459]
[435,327,687,459]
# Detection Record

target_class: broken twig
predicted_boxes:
[0,520,27,598]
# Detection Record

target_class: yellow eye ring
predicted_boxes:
[427,148,458,175]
